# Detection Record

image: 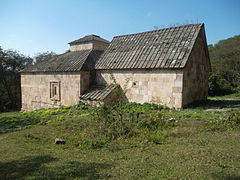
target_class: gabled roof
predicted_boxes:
[95,24,204,69]
[21,50,103,73]
[69,34,109,45]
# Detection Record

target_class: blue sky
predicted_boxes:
[0,0,239,57]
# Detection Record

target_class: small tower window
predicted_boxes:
[132,81,138,87]
[54,86,57,96]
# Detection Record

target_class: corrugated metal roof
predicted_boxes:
[21,50,103,73]
[80,84,118,101]
[95,24,203,69]
[69,34,109,45]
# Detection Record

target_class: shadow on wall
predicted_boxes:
[94,70,108,86]
[92,70,129,104]
[0,155,112,179]
[117,85,129,103]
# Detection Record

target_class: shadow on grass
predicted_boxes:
[188,99,240,109]
[212,173,240,180]
[0,155,112,179]
[222,176,240,180]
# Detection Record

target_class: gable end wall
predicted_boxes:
[182,27,210,107]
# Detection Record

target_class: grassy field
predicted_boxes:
[0,96,240,179]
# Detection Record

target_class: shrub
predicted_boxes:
[120,102,166,114]
[205,110,240,131]
[91,105,137,140]
[208,73,234,96]
[233,87,240,97]
[91,102,175,140]
[139,110,176,130]
[223,110,240,127]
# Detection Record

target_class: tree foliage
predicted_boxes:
[34,51,56,64]
[0,47,33,111]
[208,35,240,95]
[0,47,57,112]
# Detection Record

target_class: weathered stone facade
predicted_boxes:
[21,24,210,111]
[95,69,184,108]
[182,28,210,106]
[69,41,109,52]
[94,24,210,108]
[80,71,91,94]
[21,34,106,111]
[21,72,82,111]
[70,43,93,51]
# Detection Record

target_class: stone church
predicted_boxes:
[21,23,210,111]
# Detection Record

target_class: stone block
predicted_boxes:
[172,87,182,93]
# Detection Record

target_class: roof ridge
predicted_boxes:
[68,34,109,45]
[85,34,100,37]
[113,23,203,39]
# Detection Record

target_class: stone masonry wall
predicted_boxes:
[182,27,210,106]
[69,41,109,52]
[80,71,90,94]
[92,41,109,51]
[95,69,184,108]
[21,72,81,111]
[70,43,93,51]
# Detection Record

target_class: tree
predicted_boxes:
[0,46,33,111]
[34,51,56,64]
[208,35,240,95]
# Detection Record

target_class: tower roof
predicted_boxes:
[68,34,109,45]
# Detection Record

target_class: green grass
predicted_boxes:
[0,98,240,179]
[188,94,240,109]
[0,104,92,132]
